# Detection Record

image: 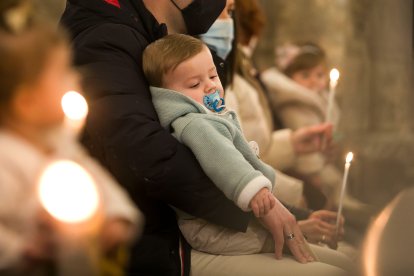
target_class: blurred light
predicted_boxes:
[38,160,99,224]
[330,68,340,82]
[61,91,88,121]
[346,152,353,163]
[363,208,391,276]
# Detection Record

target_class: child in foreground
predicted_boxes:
[0,2,141,274]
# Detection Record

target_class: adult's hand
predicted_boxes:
[259,196,316,263]
[100,218,136,254]
[298,210,345,249]
[291,123,333,154]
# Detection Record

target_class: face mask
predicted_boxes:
[200,18,234,60]
[170,0,226,35]
[203,90,225,112]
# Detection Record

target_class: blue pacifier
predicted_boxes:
[203,90,226,112]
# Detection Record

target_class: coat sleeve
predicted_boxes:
[71,23,250,230]
[175,118,272,211]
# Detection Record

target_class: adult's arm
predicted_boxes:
[71,23,251,230]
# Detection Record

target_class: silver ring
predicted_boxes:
[286,233,295,240]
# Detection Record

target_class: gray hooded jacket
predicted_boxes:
[150,87,275,211]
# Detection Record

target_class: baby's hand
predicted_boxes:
[250,188,275,217]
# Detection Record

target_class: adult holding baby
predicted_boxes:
[61,0,350,275]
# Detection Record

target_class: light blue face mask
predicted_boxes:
[200,18,234,60]
[203,90,226,113]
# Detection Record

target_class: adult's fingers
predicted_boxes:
[284,226,309,263]
[273,224,284,260]
[296,227,316,262]
[318,220,337,232]
[319,210,345,226]
[314,210,337,220]
[305,123,332,137]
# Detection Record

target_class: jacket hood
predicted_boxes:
[261,67,326,118]
[61,0,166,42]
[150,87,208,128]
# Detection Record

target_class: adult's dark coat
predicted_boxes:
[60,0,250,275]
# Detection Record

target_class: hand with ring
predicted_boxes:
[298,210,345,249]
[291,123,333,154]
[259,196,317,263]
[286,233,295,240]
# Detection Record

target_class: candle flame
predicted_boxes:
[38,160,100,224]
[330,68,340,82]
[346,152,353,163]
[61,91,88,121]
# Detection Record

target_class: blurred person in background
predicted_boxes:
[220,0,358,259]
[0,1,141,274]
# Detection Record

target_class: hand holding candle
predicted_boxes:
[335,152,354,240]
[326,68,340,123]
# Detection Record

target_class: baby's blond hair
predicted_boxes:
[143,34,206,87]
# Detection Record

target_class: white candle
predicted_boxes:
[61,91,88,137]
[336,152,353,237]
[326,68,340,123]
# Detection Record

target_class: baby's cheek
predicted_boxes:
[218,86,225,98]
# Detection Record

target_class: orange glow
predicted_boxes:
[363,200,394,276]
[61,91,88,121]
[38,160,99,224]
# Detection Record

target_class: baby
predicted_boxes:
[143,34,279,255]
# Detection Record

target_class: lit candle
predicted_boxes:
[326,68,340,123]
[38,160,102,275]
[336,152,353,237]
[61,91,88,137]
[38,160,100,224]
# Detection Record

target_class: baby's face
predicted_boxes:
[291,64,328,93]
[162,46,224,105]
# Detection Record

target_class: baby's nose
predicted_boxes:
[205,83,217,94]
